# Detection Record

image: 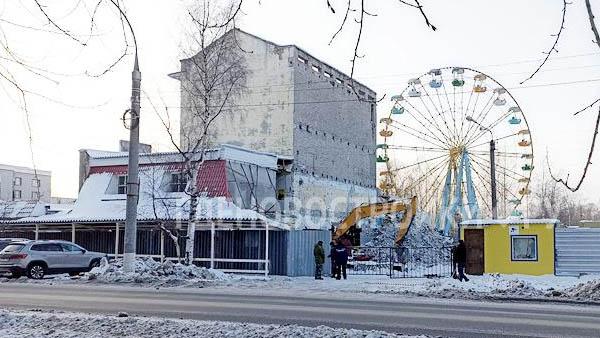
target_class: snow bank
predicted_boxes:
[87,257,229,287]
[0,309,430,338]
[361,212,453,267]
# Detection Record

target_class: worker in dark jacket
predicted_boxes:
[328,241,337,278]
[313,241,325,280]
[334,242,349,280]
[453,240,469,282]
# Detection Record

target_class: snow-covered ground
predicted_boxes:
[0,309,430,338]
[2,257,599,303]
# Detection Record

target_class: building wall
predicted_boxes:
[289,173,377,229]
[292,49,377,188]
[0,165,51,202]
[179,31,295,156]
[462,223,555,276]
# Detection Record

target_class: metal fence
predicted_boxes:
[348,246,453,278]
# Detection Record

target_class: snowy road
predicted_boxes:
[1,284,599,338]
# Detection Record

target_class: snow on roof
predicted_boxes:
[0,201,47,220]
[461,218,559,226]
[7,171,287,229]
[85,144,283,170]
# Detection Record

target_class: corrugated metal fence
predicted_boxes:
[0,228,328,276]
[555,228,600,275]
[286,230,331,277]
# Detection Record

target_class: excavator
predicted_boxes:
[332,196,418,246]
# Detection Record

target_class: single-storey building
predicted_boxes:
[460,218,558,276]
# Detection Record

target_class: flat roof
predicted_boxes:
[461,218,559,226]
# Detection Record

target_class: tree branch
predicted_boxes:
[548,106,600,192]
[521,0,568,84]
[586,0,600,49]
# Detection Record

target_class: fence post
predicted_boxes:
[264,221,269,277]
[160,230,165,264]
[114,223,120,258]
[71,223,76,243]
[34,224,39,240]
[210,222,215,269]
[389,247,393,278]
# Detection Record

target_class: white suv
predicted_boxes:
[0,240,106,279]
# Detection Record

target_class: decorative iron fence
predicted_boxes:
[347,246,453,278]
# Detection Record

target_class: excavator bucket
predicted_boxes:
[333,196,418,246]
[395,196,417,245]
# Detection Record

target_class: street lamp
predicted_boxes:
[466,116,498,219]
[110,2,140,273]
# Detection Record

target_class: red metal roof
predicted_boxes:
[88,160,230,198]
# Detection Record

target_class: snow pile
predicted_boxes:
[87,257,229,287]
[361,212,453,267]
[0,309,431,338]
[562,279,600,301]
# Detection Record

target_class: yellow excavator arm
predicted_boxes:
[333,196,417,246]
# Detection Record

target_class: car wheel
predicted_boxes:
[89,259,101,269]
[27,263,46,280]
[10,272,21,279]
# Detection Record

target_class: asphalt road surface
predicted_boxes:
[1,284,599,338]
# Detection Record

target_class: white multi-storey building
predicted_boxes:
[0,164,51,202]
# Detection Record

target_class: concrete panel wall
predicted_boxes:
[180,31,295,156]
[290,173,377,229]
[292,49,376,188]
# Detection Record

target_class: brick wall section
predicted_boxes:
[292,49,376,188]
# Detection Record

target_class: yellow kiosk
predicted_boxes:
[460,218,558,276]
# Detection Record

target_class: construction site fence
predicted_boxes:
[347,246,453,279]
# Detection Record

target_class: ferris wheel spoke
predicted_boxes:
[420,84,457,144]
[396,154,448,171]
[471,158,522,203]
[468,131,520,149]
[461,93,495,145]
[471,108,516,143]
[403,100,454,145]
[400,157,450,194]
[441,78,460,142]
[421,164,449,210]
[470,153,529,181]
[395,104,453,147]
[468,150,524,158]
[386,144,448,153]
[388,123,449,149]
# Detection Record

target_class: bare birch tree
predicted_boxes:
[156,0,247,264]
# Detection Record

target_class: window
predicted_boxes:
[31,191,40,200]
[60,243,82,252]
[297,56,307,64]
[31,244,63,252]
[13,190,21,200]
[311,64,320,73]
[511,235,538,261]
[14,177,21,186]
[32,179,40,187]
[164,173,187,193]
[323,71,332,78]
[117,175,128,194]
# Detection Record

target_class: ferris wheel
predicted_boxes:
[377,67,534,234]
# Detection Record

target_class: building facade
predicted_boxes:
[172,30,378,229]
[0,164,51,202]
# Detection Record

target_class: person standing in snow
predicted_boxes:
[334,241,349,280]
[313,241,325,280]
[453,240,469,282]
[328,241,337,278]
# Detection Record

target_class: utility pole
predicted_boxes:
[466,116,498,219]
[489,138,498,219]
[123,55,141,273]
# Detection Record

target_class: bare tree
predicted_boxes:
[154,0,247,264]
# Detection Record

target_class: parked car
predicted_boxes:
[0,238,29,251]
[0,240,106,279]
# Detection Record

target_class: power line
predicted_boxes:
[161,77,600,109]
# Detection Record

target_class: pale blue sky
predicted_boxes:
[0,0,598,204]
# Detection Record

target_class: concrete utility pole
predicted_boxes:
[123,54,141,272]
[466,116,498,219]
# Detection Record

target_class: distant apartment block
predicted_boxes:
[0,164,51,202]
